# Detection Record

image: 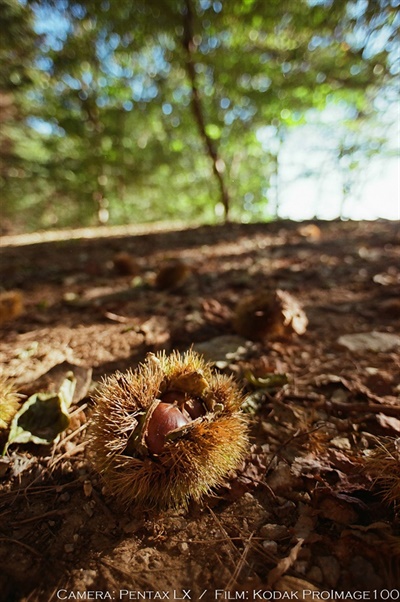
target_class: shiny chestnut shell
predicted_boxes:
[145,402,189,454]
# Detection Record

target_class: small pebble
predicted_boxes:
[262,540,278,554]
[274,500,296,518]
[259,523,290,540]
[307,566,323,583]
[293,560,309,575]
[178,542,189,554]
[317,555,340,588]
[83,480,93,497]
[83,503,94,518]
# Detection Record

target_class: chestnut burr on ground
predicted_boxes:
[233,289,308,341]
[0,377,20,430]
[0,290,24,325]
[89,350,249,510]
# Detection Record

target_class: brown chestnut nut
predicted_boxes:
[145,402,189,454]
[161,390,205,419]
[161,390,187,405]
[183,398,206,419]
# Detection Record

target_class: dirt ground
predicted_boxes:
[0,219,399,602]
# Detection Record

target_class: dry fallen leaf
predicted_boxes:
[316,490,363,525]
[338,331,400,353]
[274,575,327,601]
[193,335,250,365]
[293,503,318,541]
[217,444,270,500]
[267,538,304,586]
[314,372,397,405]
[376,413,400,434]
[18,361,92,404]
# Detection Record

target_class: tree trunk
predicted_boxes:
[181,0,230,222]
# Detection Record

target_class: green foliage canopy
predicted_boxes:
[1,0,398,230]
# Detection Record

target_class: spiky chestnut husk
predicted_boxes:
[155,260,191,290]
[0,377,20,430]
[0,291,24,326]
[113,252,140,276]
[233,289,308,342]
[89,350,249,510]
[365,437,400,505]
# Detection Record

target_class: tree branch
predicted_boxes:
[181,0,230,221]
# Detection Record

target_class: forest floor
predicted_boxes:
[0,218,399,602]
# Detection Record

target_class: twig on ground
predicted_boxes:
[225,533,254,590]
[0,537,41,557]
[10,508,69,526]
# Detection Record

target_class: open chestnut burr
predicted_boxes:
[89,350,249,510]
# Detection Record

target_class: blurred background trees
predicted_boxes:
[1,0,398,232]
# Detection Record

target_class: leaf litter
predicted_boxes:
[0,219,399,600]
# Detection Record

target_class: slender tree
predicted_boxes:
[182,0,231,220]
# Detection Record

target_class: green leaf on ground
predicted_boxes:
[4,374,76,451]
